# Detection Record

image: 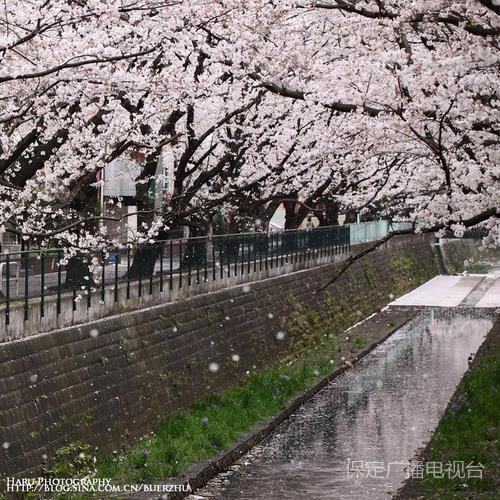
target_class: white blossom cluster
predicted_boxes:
[0,0,498,250]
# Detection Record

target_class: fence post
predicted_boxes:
[57,250,62,315]
[101,251,106,303]
[5,254,10,325]
[240,235,245,275]
[114,248,119,303]
[169,240,173,291]
[160,243,164,293]
[247,235,251,274]
[138,249,142,298]
[280,232,284,267]
[187,239,192,286]
[126,248,131,300]
[271,232,275,269]
[86,255,91,310]
[24,252,29,321]
[179,240,183,289]
[212,237,216,281]
[149,247,154,295]
[40,253,45,318]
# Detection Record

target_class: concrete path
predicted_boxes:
[390,271,500,308]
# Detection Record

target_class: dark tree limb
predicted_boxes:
[315,207,499,294]
[477,0,500,16]
[309,1,500,37]
[0,45,161,84]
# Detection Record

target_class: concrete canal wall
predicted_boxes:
[439,238,500,274]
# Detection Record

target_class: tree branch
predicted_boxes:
[0,45,161,84]
[315,207,499,294]
[308,2,500,37]
[258,79,382,116]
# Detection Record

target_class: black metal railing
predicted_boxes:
[0,225,350,327]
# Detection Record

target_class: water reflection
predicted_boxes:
[202,308,493,500]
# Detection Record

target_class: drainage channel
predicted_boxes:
[189,308,494,500]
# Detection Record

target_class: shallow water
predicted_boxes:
[195,308,493,500]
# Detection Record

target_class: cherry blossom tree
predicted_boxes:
[257,0,499,242]
[0,0,498,262]
[0,1,288,249]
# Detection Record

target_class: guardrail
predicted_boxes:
[0,221,412,332]
[349,220,413,243]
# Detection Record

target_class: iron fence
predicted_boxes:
[0,221,419,328]
[0,225,354,326]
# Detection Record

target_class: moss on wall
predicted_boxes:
[288,243,437,357]
[0,235,439,478]
[390,250,436,295]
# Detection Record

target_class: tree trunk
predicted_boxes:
[284,199,307,230]
[64,254,96,289]
[344,210,358,224]
[63,183,99,289]
[124,245,162,280]
[123,151,163,281]
[318,201,340,226]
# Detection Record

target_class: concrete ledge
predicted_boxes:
[1,251,347,341]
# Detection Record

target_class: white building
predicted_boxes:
[101,155,142,242]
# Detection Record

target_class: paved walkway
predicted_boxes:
[390,270,500,308]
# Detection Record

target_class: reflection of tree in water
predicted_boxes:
[259,314,446,463]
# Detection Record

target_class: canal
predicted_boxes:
[190,308,494,500]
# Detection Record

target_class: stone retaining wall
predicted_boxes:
[0,235,438,478]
